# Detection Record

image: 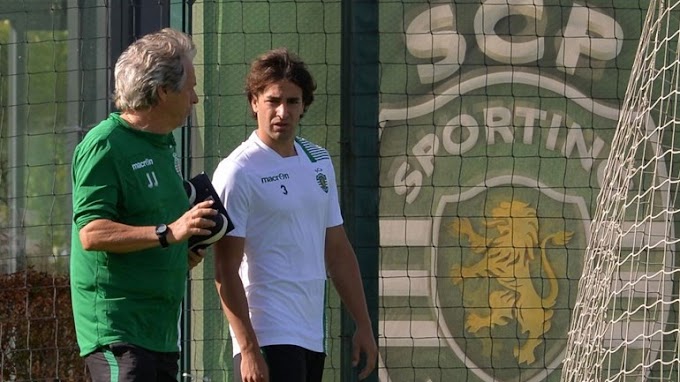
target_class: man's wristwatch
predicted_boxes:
[155,224,169,248]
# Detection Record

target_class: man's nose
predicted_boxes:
[276,103,289,117]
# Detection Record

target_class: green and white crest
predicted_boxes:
[317,172,329,193]
[375,1,671,381]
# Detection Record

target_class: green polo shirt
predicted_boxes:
[70,113,189,356]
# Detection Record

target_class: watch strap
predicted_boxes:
[156,224,169,248]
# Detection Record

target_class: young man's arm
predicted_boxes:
[325,225,378,380]
[214,235,269,382]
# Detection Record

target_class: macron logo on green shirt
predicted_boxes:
[131,158,154,170]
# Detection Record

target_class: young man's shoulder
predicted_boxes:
[294,136,331,163]
[222,137,259,165]
[214,138,262,182]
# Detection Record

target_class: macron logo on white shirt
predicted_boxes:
[260,173,290,184]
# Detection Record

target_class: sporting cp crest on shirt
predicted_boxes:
[316,172,329,193]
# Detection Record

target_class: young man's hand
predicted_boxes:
[188,249,205,270]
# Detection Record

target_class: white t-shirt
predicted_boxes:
[212,131,343,356]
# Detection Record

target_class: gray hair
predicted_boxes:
[113,28,196,111]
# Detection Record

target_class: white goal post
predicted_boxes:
[560,1,680,381]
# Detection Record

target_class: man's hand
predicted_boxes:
[188,249,205,270]
[352,324,378,380]
[168,200,217,244]
[240,349,269,382]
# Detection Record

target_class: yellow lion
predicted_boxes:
[449,200,573,365]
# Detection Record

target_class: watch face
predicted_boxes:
[156,224,169,248]
[156,224,168,235]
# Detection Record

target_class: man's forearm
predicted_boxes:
[215,276,261,353]
[79,219,162,253]
[329,256,372,328]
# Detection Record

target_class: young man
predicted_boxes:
[70,28,217,381]
[212,48,378,381]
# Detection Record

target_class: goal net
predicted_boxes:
[560,1,680,381]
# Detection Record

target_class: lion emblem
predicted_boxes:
[449,200,573,365]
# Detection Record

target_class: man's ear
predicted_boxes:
[250,97,258,114]
[157,86,168,102]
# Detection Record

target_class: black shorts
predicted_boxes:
[84,343,179,382]
[233,344,326,382]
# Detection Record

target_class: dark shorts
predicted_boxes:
[84,343,179,382]
[233,344,326,382]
